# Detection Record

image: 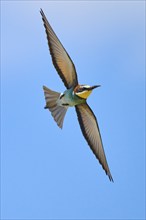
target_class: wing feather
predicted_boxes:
[75,103,113,181]
[40,9,78,89]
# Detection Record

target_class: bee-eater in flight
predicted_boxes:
[40,9,113,181]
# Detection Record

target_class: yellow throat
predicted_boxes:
[76,90,92,99]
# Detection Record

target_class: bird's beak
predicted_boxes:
[89,85,101,90]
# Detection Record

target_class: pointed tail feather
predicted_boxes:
[43,86,68,128]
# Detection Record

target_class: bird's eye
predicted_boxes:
[77,88,83,93]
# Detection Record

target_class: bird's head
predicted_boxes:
[74,84,100,99]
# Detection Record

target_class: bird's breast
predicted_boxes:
[57,88,85,107]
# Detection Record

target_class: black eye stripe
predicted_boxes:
[77,88,83,92]
[77,87,89,92]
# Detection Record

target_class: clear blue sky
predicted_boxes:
[1,1,145,219]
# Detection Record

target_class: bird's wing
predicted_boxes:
[75,103,113,181]
[40,9,78,89]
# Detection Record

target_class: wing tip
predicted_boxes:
[40,8,43,15]
[108,173,114,182]
[40,9,46,21]
[100,161,114,182]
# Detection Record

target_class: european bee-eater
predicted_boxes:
[40,9,113,182]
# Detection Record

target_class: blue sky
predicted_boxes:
[1,1,145,219]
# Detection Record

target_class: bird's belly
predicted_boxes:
[57,91,85,107]
[57,94,76,107]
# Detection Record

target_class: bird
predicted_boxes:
[40,9,113,182]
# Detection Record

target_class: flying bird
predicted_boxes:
[40,9,113,182]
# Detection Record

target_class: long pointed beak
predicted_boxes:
[89,85,101,90]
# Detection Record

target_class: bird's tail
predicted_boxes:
[43,86,68,129]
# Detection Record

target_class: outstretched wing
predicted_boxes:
[40,9,78,89]
[75,103,113,181]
